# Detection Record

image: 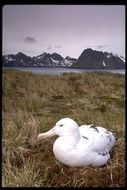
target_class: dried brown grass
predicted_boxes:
[2,69,125,187]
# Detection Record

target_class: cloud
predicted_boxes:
[47,45,62,51]
[97,44,108,49]
[24,37,36,43]
[55,45,62,49]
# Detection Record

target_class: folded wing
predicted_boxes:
[79,124,115,155]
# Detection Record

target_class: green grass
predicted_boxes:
[2,69,125,187]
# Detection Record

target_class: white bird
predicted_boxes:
[38,118,115,167]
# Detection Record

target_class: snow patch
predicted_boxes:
[51,58,59,64]
[107,54,111,58]
[64,59,73,66]
[9,57,13,61]
[37,53,47,59]
[120,56,125,62]
[37,56,42,60]
[103,60,106,67]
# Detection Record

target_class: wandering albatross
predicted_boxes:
[38,118,115,167]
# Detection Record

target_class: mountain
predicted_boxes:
[2,52,36,67]
[2,49,125,69]
[33,52,64,67]
[72,48,125,69]
[62,56,77,67]
[3,52,76,68]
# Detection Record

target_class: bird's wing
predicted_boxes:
[79,124,115,155]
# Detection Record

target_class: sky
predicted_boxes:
[2,5,125,58]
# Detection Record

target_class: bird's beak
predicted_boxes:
[38,126,56,140]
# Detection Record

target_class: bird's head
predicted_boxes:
[38,118,79,140]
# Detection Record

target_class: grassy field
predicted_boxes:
[2,69,125,187]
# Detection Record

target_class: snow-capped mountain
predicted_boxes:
[3,52,36,67]
[33,52,65,67]
[2,49,125,69]
[72,49,125,69]
[62,56,77,67]
[3,52,76,67]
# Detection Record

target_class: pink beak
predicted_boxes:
[38,126,56,140]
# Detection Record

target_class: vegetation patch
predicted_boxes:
[2,69,125,187]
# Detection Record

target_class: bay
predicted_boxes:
[3,67,125,75]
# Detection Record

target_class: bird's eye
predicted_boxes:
[59,124,63,127]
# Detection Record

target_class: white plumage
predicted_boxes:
[38,118,115,167]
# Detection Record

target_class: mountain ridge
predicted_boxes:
[2,49,125,69]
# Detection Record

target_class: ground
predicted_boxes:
[2,69,125,187]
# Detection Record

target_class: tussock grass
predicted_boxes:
[2,69,125,187]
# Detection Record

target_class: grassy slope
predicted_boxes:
[2,69,125,187]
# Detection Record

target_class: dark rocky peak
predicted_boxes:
[15,52,29,58]
[65,56,74,60]
[51,53,63,61]
[81,48,94,55]
[65,56,71,59]
[72,48,125,69]
[81,48,103,56]
[65,56,77,62]
[36,52,48,58]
